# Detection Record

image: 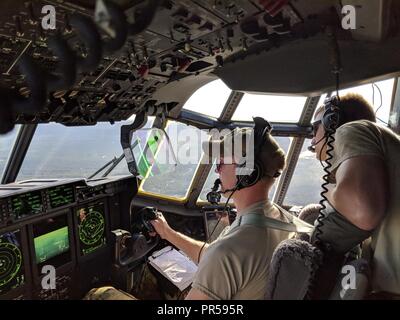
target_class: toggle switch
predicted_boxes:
[25,2,38,25]
[13,16,24,37]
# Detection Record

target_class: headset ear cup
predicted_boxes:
[322,111,332,130]
[234,118,270,190]
[250,162,262,186]
[323,110,340,131]
[238,161,262,188]
[322,97,341,131]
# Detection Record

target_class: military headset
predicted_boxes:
[206,117,281,204]
[309,96,342,152]
[321,96,342,132]
[234,117,281,190]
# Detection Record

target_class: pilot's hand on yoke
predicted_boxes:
[149,212,172,239]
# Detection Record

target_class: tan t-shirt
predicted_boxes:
[191,200,291,300]
[330,120,400,294]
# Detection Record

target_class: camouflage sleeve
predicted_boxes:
[84,286,137,300]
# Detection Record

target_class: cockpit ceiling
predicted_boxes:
[0,0,399,127]
[216,35,400,96]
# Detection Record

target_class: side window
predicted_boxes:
[339,78,394,126]
[140,121,209,199]
[284,139,324,206]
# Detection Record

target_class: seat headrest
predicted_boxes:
[266,239,323,300]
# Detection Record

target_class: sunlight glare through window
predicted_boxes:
[182,79,232,118]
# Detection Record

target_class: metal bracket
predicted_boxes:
[218,91,244,123]
[120,112,148,176]
[389,77,400,133]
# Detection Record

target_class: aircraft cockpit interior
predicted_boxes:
[0,0,399,301]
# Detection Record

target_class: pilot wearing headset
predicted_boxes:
[150,117,292,300]
[85,118,310,301]
[308,93,400,298]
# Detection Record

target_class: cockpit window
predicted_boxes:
[197,136,292,203]
[0,125,20,180]
[232,94,307,122]
[182,79,232,118]
[17,116,154,181]
[338,78,395,126]
[140,121,209,200]
[284,139,324,206]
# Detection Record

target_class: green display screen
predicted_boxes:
[34,226,69,264]
[0,230,25,296]
[76,202,106,255]
[11,191,43,218]
[48,185,75,209]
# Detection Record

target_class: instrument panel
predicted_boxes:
[10,190,44,220]
[75,201,107,256]
[0,0,306,129]
[0,229,25,296]
[32,213,72,271]
[0,176,226,300]
[1,182,78,226]
[47,185,75,209]
[0,175,138,300]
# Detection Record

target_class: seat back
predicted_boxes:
[265,238,323,300]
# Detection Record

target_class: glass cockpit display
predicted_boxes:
[47,185,75,209]
[0,230,25,295]
[33,215,71,270]
[11,191,43,219]
[76,201,106,255]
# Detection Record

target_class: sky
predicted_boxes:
[182,78,395,125]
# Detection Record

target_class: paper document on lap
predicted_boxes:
[148,246,198,291]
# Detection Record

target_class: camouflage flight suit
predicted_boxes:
[84,286,137,300]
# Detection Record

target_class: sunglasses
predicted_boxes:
[311,120,322,136]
